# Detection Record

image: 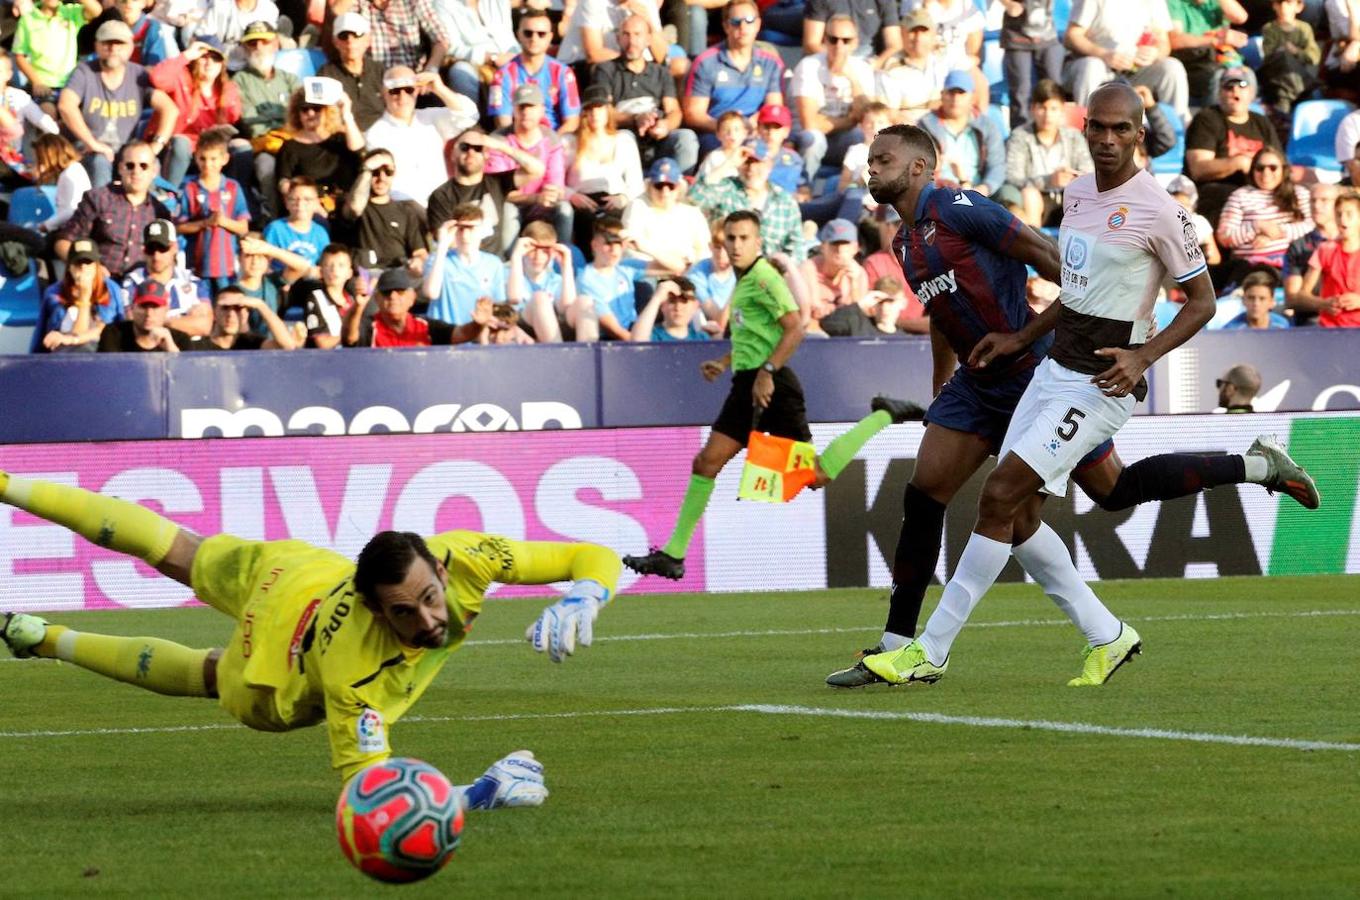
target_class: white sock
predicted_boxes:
[1243,454,1268,483]
[1012,522,1122,646]
[917,533,1011,665]
[880,631,911,651]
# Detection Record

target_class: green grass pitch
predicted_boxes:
[3,575,1357,898]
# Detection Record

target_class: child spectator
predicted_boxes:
[293,243,359,349]
[1298,192,1360,329]
[422,204,509,326]
[687,218,737,330]
[696,111,749,184]
[506,220,577,343]
[999,0,1064,129]
[32,133,90,235]
[236,232,310,334]
[1168,175,1222,268]
[13,0,100,102]
[263,176,329,273]
[176,129,250,292]
[629,276,711,342]
[1259,0,1320,117]
[0,49,60,180]
[576,214,647,341]
[1222,270,1291,329]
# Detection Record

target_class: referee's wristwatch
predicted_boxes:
[760,361,778,375]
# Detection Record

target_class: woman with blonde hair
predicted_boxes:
[150,36,245,185]
[566,85,643,221]
[32,133,91,235]
[274,86,364,213]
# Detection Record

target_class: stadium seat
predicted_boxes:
[1288,99,1357,169]
[0,260,41,354]
[7,186,56,230]
[982,37,1006,103]
[1151,103,1185,175]
[1240,35,1263,70]
[986,103,1009,139]
[274,48,323,79]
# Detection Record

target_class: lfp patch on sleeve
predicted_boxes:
[357,708,386,754]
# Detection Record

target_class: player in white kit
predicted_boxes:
[863,83,1218,687]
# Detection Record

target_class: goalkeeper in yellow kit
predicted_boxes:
[0,470,621,808]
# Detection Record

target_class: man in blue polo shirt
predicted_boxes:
[682,0,785,156]
[487,7,581,135]
[421,203,508,325]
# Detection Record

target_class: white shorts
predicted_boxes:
[999,358,1135,497]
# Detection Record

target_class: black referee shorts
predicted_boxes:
[712,366,813,444]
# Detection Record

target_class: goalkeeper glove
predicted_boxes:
[457,750,548,810]
[525,578,610,663]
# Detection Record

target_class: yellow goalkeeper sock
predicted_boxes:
[36,625,210,697]
[0,472,178,566]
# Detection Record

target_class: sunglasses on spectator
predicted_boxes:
[520,29,551,37]
[457,142,485,153]
[371,165,395,176]
[1253,163,1281,172]
[1221,79,1250,89]
[148,244,175,253]
[1215,379,1238,388]
[387,86,416,96]
[826,34,855,44]
[336,31,363,40]
[654,182,678,191]
[727,14,757,25]
[122,160,153,170]
[301,104,325,112]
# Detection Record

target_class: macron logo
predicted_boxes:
[953,193,972,206]
[915,269,958,303]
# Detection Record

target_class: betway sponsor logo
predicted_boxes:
[179,401,583,438]
[914,269,957,304]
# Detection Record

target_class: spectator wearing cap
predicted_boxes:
[1063,0,1189,121]
[568,84,644,230]
[363,64,477,207]
[876,8,947,125]
[187,282,300,349]
[437,0,518,106]
[1166,0,1250,105]
[97,280,196,351]
[58,19,178,187]
[998,0,1064,129]
[1283,183,1337,325]
[487,7,580,135]
[574,214,649,341]
[233,20,298,140]
[426,125,545,253]
[1003,78,1092,228]
[754,103,808,196]
[120,217,213,334]
[13,0,101,102]
[80,0,179,69]
[336,147,429,274]
[789,14,874,185]
[799,218,868,320]
[150,36,243,184]
[688,139,806,261]
[273,85,364,214]
[1297,191,1360,329]
[33,238,125,353]
[802,0,901,66]
[1184,65,1281,227]
[918,70,1006,197]
[317,11,385,130]
[1168,174,1222,269]
[345,266,484,346]
[683,0,785,156]
[590,13,699,174]
[557,0,671,72]
[422,203,509,326]
[491,82,573,244]
[629,276,712,342]
[197,0,281,71]
[330,0,452,74]
[623,157,712,275]
[56,140,173,276]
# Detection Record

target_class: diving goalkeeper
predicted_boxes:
[0,470,620,808]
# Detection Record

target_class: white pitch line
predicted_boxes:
[2,703,1356,754]
[2,607,1356,660]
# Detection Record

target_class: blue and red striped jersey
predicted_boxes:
[892,183,1051,381]
[177,176,248,280]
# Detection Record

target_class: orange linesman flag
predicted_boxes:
[738,430,818,503]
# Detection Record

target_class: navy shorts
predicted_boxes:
[927,368,1114,467]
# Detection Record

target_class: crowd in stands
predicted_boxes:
[4,0,1360,355]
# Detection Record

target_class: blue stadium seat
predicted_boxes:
[1241,35,1264,70]
[7,186,57,230]
[1288,99,1357,169]
[0,260,41,354]
[982,37,1006,103]
[1151,103,1185,175]
[986,103,1009,139]
[274,48,322,79]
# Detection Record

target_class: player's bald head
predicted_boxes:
[1087,82,1143,128]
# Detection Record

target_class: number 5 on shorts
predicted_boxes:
[1056,407,1086,441]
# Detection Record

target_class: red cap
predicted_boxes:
[757,104,792,128]
[133,280,170,308]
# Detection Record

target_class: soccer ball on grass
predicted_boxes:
[336,757,464,883]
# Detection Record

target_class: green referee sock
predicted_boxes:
[818,410,893,480]
[662,475,716,560]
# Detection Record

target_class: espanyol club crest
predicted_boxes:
[1107,206,1129,229]
[922,222,936,245]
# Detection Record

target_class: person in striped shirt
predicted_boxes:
[1215,147,1313,287]
[176,129,249,295]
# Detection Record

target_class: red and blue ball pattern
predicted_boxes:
[336,757,465,883]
